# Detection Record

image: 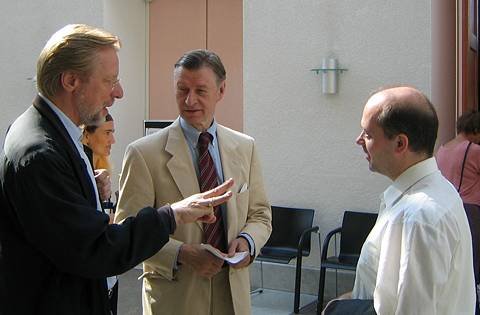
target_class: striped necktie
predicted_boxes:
[198,132,225,251]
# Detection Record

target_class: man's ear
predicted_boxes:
[60,71,80,92]
[217,81,226,102]
[395,134,409,153]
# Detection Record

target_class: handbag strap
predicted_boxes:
[458,141,473,192]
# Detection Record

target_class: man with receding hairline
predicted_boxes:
[115,49,272,315]
[323,86,476,315]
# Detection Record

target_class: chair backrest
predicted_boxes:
[339,210,377,264]
[143,120,173,136]
[263,206,316,257]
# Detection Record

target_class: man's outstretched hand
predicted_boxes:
[171,178,234,224]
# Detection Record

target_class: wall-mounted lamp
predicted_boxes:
[311,58,347,94]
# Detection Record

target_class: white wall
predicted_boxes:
[103,0,148,192]
[244,0,432,266]
[0,0,103,146]
[0,0,146,193]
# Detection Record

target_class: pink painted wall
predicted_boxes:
[431,0,456,146]
[149,0,243,132]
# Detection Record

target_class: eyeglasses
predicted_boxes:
[104,77,120,91]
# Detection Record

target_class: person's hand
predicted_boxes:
[171,178,234,224]
[178,244,224,278]
[227,237,251,269]
[94,169,111,201]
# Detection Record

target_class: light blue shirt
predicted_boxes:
[179,117,255,255]
[39,94,117,290]
[180,117,224,183]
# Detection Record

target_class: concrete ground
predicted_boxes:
[117,268,324,315]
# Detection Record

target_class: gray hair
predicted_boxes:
[174,49,226,84]
[36,24,121,99]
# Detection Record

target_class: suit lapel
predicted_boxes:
[32,96,97,207]
[217,125,240,242]
[165,119,203,230]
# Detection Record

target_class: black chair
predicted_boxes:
[317,210,377,314]
[463,203,480,314]
[143,120,173,136]
[253,206,320,314]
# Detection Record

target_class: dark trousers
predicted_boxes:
[109,282,118,315]
[464,203,480,314]
[323,299,376,315]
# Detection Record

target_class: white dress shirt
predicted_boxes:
[352,158,476,315]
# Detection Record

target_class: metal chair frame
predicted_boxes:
[316,211,377,314]
[252,206,320,314]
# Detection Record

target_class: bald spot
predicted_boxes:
[376,86,432,116]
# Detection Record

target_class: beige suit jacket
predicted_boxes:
[115,118,272,315]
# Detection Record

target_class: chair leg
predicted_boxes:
[251,261,264,295]
[335,269,338,297]
[260,260,264,293]
[317,266,327,314]
[293,256,303,313]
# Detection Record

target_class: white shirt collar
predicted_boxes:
[382,157,439,209]
[179,116,218,147]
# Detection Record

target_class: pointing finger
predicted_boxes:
[208,191,233,208]
[203,178,234,198]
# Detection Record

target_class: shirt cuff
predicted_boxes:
[239,233,255,256]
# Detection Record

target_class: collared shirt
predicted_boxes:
[39,94,117,290]
[352,158,476,315]
[179,117,255,255]
[180,117,224,182]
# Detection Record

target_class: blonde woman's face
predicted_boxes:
[85,120,115,157]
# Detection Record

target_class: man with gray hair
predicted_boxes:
[0,25,233,315]
[115,49,272,315]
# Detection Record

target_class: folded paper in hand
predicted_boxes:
[202,244,249,264]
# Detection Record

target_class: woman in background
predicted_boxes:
[436,111,480,314]
[436,111,480,203]
[82,113,118,314]
[82,113,115,174]
[82,113,116,216]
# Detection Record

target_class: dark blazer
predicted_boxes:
[0,96,174,315]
